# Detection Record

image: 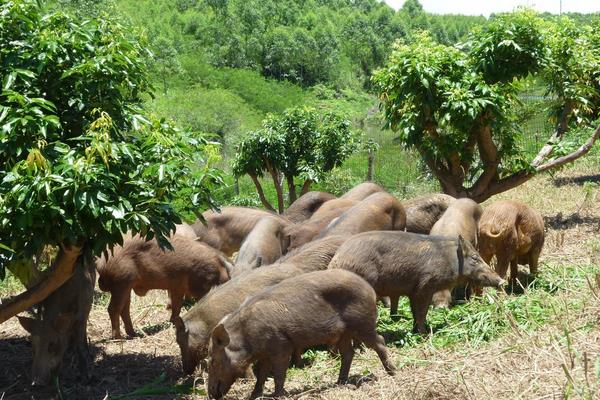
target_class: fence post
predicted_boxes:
[366,148,374,182]
[234,177,239,196]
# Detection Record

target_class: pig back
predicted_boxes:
[403,193,456,234]
[284,191,336,223]
[430,198,482,245]
[340,182,385,201]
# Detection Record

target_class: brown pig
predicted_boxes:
[478,200,545,282]
[329,231,505,333]
[18,250,95,386]
[174,223,198,239]
[283,191,336,223]
[207,269,395,399]
[234,216,289,276]
[283,199,357,250]
[319,192,406,237]
[191,207,282,256]
[97,235,232,339]
[429,198,483,307]
[340,182,385,201]
[403,193,456,234]
[174,235,348,374]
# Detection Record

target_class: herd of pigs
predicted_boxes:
[16,182,546,398]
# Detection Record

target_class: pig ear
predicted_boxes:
[18,316,39,333]
[212,323,230,348]
[54,313,75,333]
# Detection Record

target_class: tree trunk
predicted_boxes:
[249,174,275,212]
[300,179,312,196]
[0,244,82,324]
[285,175,297,205]
[366,148,374,181]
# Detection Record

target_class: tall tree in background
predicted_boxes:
[374,11,600,202]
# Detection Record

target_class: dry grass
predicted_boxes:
[1,156,600,399]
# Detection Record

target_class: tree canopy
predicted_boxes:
[232,107,359,212]
[374,10,600,201]
[0,0,222,321]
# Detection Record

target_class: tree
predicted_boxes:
[232,107,359,213]
[373,11,600,202]
[151,36,183,94]
[0,1,222,324]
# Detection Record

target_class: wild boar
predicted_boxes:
[403,193,456,234]
[207,269,395,399]
[174,235,347,374]
[18,252,95,386]
[174,223,197,239]
[340,182,385,201]
[234,216,289,276]
[319,192,406,237]
[97,235,232,339]
[329,231,505,333]
[478,200,545,282]
[283,199,357,250]
[283,191,336,223]
[429,198,483,307]
[191,207,282,256]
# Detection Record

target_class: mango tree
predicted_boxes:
[232,107,359,213]
[0,0,221,331]
[374,11,600,202]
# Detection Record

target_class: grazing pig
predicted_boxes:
[174,223,197,239]
[97,235,232,339]
[234,216,289,276]
[478,200,545,282]
[284,199,357,250]
[207,269,395,399]
[174,235,347,374]
[430,198,483,307]
[283,191,336,223]
[329,231,505,333]
[18,251,95,386]
[403,193,456,234]
[191,207,281,256]
[340,182,385,201]
[319,192,406,237]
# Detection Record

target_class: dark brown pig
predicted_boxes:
[429,198,483,307]
[97,235,232,339]
[234,216,289,275]
[191,207,282,256]
[478,200,545,282]
[18,251,95,386]
[283,199,357,250]
[319,192,406,237]
[283,191,336,223]
[329,231,505,333]
[340,182,385,201]
[174,235,347,374]
[403,193,456,234]
[207,269,395,399]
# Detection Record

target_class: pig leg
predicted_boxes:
[509,258,519,284]
[337,336,355,383]
[495,256,510,280]
[271,352,292,398]
[120,290,136,337]
[528,249,541,275]
[410,293,431,334]
[107,287,130,339]
[168,290,184,322]
[250,360,271,399]
[362,333,395,375]
[389,295,400,319]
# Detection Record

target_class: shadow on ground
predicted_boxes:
[0,336,184,400]
[553,174,600,187]
[544,211,600,230]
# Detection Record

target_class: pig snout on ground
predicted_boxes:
[403,193,456,234]
[18,251,95,386]
[329,231,504,334]
[319,192,406,238]
[97,235,231,339]
[429,198,483,307]
[478,200,545,285]
[340,182,385,201]
[174,235,348,375]
[206,269,395,399]
[233,216,289,276]
[283,191,336,223]
[191,206,281,256]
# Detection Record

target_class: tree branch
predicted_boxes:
[300,179,312,196]
[471,117,500,197]
[249,174,275,212]
[265,160,285,214]
[416,146,462,197]
[285,174,297,204]
[0,244,82,324]
[531,103,573,167]
[536,123,600,172]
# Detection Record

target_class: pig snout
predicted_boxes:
[208,380,228,400]
[473,268,505,288]
[30,370,52,387]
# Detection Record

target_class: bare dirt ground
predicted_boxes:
[1,159,600,400]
